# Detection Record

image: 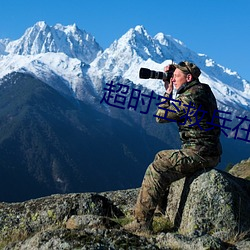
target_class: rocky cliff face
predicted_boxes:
[1,169,250,250]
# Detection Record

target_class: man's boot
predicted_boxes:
[123,217,153,234]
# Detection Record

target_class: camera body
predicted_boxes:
[139,65,176,82]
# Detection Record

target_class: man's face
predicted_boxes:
[172,68,188,90]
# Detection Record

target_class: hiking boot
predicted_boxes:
[124,219,152,234]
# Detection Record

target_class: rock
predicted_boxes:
[235,240,250,250]
[65,214,120,230]
[1,168,250,249]
[156,232,228,250]
[229,158,250,180]
[4,228,161,250]
[0,193,124,248]
[165,169,250,241]
[101,188,140,215]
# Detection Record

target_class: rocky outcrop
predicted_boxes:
[0,169,250,249]
[165,169,250,240]
[229,158,250,180]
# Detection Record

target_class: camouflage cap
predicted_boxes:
[176,61,201,79]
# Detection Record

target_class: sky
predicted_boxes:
[0,0,250,81]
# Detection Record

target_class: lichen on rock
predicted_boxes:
[0,168,250,249]
[165,169,250,241]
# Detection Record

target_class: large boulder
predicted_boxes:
[165,169,250,241]
[0,193,124,248]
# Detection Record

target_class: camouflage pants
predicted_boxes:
[134,149,220,222]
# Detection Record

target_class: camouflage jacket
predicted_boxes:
[156,79,222,157]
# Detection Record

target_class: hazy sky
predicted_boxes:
[1,0,250,80]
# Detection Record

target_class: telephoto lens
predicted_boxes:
[139,68,167,80]
[139,65,176,82]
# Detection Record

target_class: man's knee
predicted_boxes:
[154,150,171,161]
[153,150,176,169]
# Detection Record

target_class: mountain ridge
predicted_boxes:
[1,22,249,110]
[0,72,174,202]
[0,22,249,201]
[4,21,102,64]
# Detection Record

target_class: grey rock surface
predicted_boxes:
[0,169,249,249]
[165,169,250,241]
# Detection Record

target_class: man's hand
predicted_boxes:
[163,65,174,94]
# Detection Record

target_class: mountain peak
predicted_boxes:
[124,25,151,42]
[54,23,79,33]
[5,21,102,64]
[89,25,161,78]
[134,25,147,34]
[34,21,48,29]
[154,32,185,47]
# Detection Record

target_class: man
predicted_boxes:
[124,61,222,233]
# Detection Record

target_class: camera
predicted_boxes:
[139,64,176,82]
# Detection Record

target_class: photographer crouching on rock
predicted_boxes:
[124,61,222,233]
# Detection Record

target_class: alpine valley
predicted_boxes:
[0,21,249,202]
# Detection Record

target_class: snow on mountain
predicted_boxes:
[0,22,103,102]
[88,25,168,90]
[0,22,249,113]
[0,52,98,102]
[88,25,250,111]
[5,21,102,64]
[0,39,9,55]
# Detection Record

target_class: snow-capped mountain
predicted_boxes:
[89,25,250,111]
[3,21,102,64]
[0,22,249,112]
[0,22,250,201]
[0,52,98,101]
[0,22,103,101]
